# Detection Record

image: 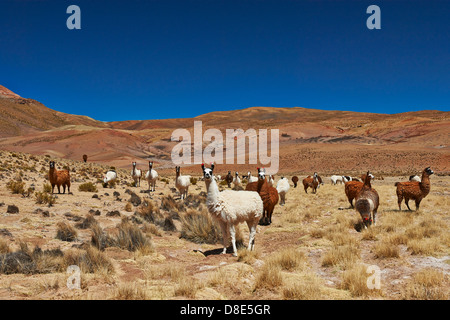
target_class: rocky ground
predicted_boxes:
[0,150,448,300]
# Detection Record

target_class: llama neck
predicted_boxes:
[49,167,57,178]
[205,178,220,207]
[254,177,265,193]
[420,173,431,193]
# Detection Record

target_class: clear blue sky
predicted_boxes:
[1,0,449,121]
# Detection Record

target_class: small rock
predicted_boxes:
[6,205,19,214]
[106,210,121,217]
[88,209,101,216]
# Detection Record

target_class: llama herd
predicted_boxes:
[46,158,435,256]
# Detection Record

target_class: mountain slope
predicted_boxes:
[0,85,107,137]
[0,85,448,173]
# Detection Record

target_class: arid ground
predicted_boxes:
[0,151,448,300]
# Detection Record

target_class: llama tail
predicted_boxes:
[355,198,374,214]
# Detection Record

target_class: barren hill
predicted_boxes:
[0,85,448,175]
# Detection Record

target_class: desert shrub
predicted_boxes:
[63,246,114,274]
[35,191,56,206]
[116,220,154,254]
[78,182,98,192]
[0,239,10,254]
[160,194,184,213]
[42,183,52,193]
[56,222,78,242]
[190,177,198,185]
[91,224,116,251]
[75,214,99,230]
[179,209,222,244]
[91,220,153,254]
[6,180,25,194]
[0,242,64,274]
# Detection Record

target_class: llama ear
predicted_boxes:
[201,163,205,171]
[211,163,215,171]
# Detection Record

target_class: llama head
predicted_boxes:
[201,163,214,180]
[49,161,55,169]
[132,162,136,167]
[257,167,266,180]
[361,213,372,227]
[149,161,153,169]
[424,167,434,176]
[175,166,180,174]
[235,171,239,176]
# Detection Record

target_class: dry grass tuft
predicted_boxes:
[56,222,78,242]
[322,244,360,269]
[340,264,382,297]
[63,246,114,274]
[282,274,324,300]
[401,268,448,300]
[180,209,222,244]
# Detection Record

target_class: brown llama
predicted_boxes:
[48,161,71,194]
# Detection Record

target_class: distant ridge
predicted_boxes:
[0,85,448,174]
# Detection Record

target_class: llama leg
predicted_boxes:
[57,185,61,194]
[247,221,257,251]
[51,184,55,194]
[349,197,354,208]
[405,198,412,211]
[219,222,229,254]
[229,224,237,257]
[62,185,66,194]
[415,198,421,211]
[397,195,403,210]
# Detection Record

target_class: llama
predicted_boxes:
[103,170,117,188]
[202,163,263,257]
[355,171,379,228]
[233,172,241,189]
[245,168,279,225]
[225,171,233,188]
[175,166,191,200]
[247,172,258,183]
[145,161,158,192]
[396,167,433,211]
[131,162,143,187]
[48,161,71,194]
[302,172,319,194]
[82,154,88,163]
[276,177,290,206]
[344,173,374,208]
[291,176,299,188]
[267,175,275,187]
[330,175,345,185]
